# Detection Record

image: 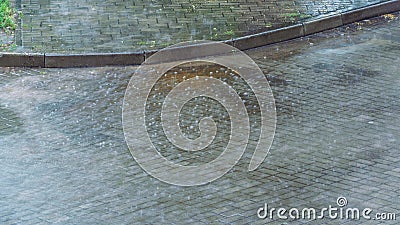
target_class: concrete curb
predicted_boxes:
[0,53,44,67]
[233,24,304,50]
[44,52,144,68]
[1,0,399,68]
[342,0,400,24]
[303,14,343,36]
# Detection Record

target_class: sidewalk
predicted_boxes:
[0,12,399,224]
[13,0,388,53]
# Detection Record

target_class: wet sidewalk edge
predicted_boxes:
[1,0,399,68]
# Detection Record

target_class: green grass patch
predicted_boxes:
[0,0,16,32]
[223,30,234,36]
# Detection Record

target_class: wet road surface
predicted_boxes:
[1,14,400,224]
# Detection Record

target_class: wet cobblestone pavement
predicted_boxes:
[15,0,388,53]
[1,14,400,224]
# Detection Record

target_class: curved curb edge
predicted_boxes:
[1,0,399,68]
